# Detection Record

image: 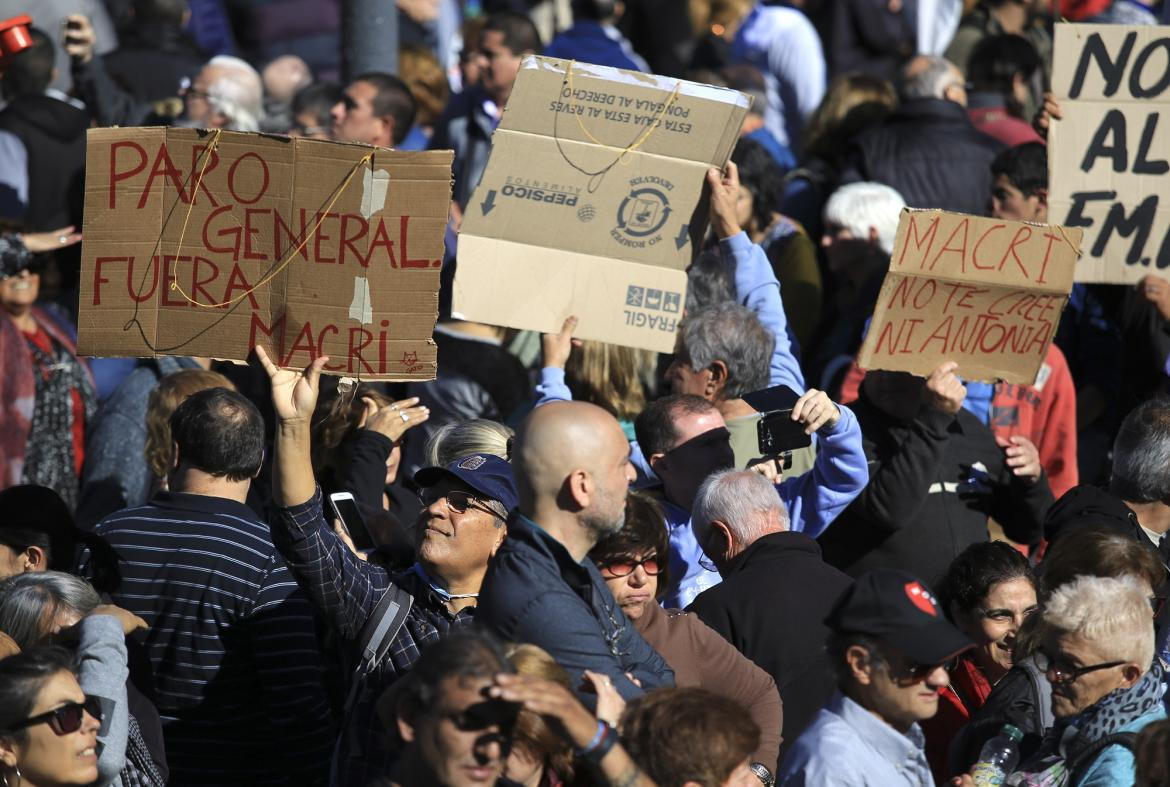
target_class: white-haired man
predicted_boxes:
[842,54,1004,216]
[688,468,854,759]
[180,55,264,132]
[811,181,905,392]
[952,575,1165,786]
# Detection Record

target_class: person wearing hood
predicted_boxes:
[0,28,86,233]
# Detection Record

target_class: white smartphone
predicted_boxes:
[328,492,375,551]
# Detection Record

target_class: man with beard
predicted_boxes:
[260,348,517,786]
[477,401,675,703]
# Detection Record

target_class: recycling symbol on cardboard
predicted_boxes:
[615,187,671,238]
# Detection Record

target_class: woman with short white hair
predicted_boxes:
[1002,575,1166,787]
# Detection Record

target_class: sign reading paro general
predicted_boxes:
[79,127,452,379]
[1051,23,1170,283]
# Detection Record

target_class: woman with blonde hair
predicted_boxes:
[536,318,655,440]
[503,643,625,787]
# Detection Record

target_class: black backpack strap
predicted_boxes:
[330,584,414,785]
[1068,731,1139,786]
[354,583,414,677]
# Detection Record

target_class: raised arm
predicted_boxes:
[779,390,868,538]
[257,347,394,640]
[708,164,806,392]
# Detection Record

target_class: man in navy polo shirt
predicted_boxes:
[94,386,334,786]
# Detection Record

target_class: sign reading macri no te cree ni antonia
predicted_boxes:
[858,209,1080,385]
[78,127,452,380]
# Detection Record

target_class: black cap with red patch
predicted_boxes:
[826,569,973,666]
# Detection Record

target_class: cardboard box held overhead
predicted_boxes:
[1050,23,1170,284]
[454,56,751,352]
[78,127,452,379]
[857,209,1080,385]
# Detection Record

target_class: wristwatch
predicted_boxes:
[750,762,775,787]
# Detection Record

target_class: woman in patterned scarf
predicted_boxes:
[996,575,1166,787]
[0,231,95,511]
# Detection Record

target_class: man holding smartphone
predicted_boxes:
[257,347,520,787]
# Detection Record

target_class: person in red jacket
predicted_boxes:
[924,541,1039,783]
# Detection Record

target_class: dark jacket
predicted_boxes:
[544,21,647,72]
[477,513,675,703]
[0,94,87,230]
[103,24,205,103]
[950,655,1053,776]
[636,601,783,771]
[687,531,853,758]
[817,390,1053,585]
[827,0,916,82]
[842,98,1004,216]
[429,88,497,209]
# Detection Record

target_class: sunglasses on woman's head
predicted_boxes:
[6,695,101,736]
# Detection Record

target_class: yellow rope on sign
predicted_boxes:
[166,130,375,309]
[554,60,684,191]
[566,59,683,159]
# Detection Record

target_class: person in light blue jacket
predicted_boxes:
[534,163,868,607]
[989,575,1167,787]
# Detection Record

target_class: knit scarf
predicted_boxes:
[0,308,94,502]
[21,329,96,510]
[1006,661,1166,786]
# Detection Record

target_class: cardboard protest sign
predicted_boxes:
[453,56,750,352]
[857,209,1080,384]
[79,127,452,379]
[1050,23,1170,284]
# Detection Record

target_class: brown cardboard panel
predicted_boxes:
[456,56,749,350]
[453,235,686,353]
[79,127,452,379]
[1050,23,1170,284]
[857,209,1080,384]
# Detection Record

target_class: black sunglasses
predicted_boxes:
[449,699,520,732]
[6,695,102,736]
[419,489,501,518]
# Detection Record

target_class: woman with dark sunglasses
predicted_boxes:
[0,646,102,787]
[588,491,784,779]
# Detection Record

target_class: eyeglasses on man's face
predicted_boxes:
[418,489,501,519]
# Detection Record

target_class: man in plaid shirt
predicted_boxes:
[260,348,517,786]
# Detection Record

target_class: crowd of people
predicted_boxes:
[2,0,1170,785]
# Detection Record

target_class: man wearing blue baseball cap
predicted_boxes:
[258,348,520,786]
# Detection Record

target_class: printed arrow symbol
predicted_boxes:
[675,223,689,250]
[481,189,497,215]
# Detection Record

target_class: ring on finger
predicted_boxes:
[400,411,409,423]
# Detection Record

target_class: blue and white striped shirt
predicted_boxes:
[95,492,334,786]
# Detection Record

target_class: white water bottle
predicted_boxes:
[971,724,1023,787]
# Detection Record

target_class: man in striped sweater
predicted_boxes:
[94,386,334,786]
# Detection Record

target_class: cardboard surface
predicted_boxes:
[1050,23,1170,284]
[454,56,750,352]
[79,127,452,379]
[857,209,1080,384]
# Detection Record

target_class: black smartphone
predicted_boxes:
[742,384,812,456]
[756,409,812,455]
[328,492,376,552]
